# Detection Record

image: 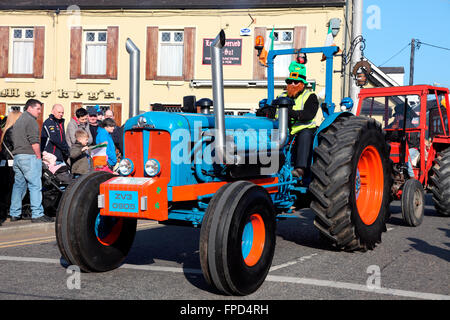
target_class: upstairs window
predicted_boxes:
[10,27,34,74]
[266,29,294,78]
[70,26,118,80]
[158,30,184,77]
[83,30,107,75]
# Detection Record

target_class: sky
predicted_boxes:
[361,0,450,88]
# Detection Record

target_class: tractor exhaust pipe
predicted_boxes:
[211,30,228,164]
[126,38,140,118]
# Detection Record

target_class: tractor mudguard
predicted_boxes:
[312,111,353,151]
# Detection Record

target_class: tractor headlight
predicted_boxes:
[145,159,160,177]
[118,158,134,176]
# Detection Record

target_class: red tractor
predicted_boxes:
[356,85,450,226]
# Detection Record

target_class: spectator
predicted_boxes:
[96,118,117,169]
[0,110,22,225]
[97,108,105,122]
[87,107,100,142]
[66,107,93,148]
[41,104,70,165]
[10,99,53,223]
[104,109,123,155]
[70,129,92,177]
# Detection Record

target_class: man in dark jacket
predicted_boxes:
[41,104,70,164]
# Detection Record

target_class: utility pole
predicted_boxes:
[409,38,415,86]
[349,0,363,113]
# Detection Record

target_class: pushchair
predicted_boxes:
[41,162,73,216]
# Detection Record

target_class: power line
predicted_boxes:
[379,43,411,67]
[417,41,450,52]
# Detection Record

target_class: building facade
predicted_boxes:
[0,0,348,127]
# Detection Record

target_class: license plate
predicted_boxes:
[109,190,139,213]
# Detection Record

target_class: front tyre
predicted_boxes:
[56,171,137,272]
[199,181,276,295]
[401,179,424,227]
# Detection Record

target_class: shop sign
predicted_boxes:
[202,38,242,65]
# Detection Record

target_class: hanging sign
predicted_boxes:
[202,38,242,65]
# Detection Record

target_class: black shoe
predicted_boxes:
[292,168,305,178]
[31,215,55,223]
[10,216,22,222]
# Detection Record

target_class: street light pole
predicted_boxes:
[349,0,363,113]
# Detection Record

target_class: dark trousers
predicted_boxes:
[293,128,316,169]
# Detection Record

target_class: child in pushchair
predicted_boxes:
[40,152,73,216]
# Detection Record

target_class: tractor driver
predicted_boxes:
[279,61,319,178]
[386,103,420,178]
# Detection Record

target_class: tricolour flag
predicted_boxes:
[90,143,108,167]
[321,24,337,61]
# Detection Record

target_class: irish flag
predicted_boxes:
[90,143,108,167]
[321,24,335,61]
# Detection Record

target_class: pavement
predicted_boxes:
[0,217,56,235]
[0,215,159,236]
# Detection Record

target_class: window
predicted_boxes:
[10,27,34,74]
[266,29,294,78]
[158,30,184,77]
[146,27,195,81]
[70,26,118,80]
[83,30,107,75]
[8,104,24,113]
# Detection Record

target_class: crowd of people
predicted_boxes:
[0,99,123,226]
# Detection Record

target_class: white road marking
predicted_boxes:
[269,253,318,272]
[0,255,448,300]
[120,263,203,274]
[266,275,450,300]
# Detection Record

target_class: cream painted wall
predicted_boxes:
[0,7,347,124]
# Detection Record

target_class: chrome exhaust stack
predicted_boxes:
[209,30,288,169]
[126,38,140,118]
[210,30,227,164]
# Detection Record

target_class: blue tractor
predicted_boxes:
[56,30,391,295]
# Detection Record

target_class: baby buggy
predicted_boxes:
[40,162,73,216]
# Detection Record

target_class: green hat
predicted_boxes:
[286,61,308,84]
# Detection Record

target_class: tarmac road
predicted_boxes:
[0,194,448,301]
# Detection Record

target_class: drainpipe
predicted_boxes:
[126,38,140,118]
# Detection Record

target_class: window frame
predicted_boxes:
[8,27,35,77]
[157,29,185,79]
[265,28,294,79]
[81,29,108,76]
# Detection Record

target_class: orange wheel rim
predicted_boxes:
[355,146,384,225]
[241,214,266,267]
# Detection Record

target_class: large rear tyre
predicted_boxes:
[401,179,424,227]
[310,116,392,251]
[429,147,450,216]
[199,181,276,295]
[56,171,137,272]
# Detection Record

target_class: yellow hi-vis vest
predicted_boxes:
[278,90,316,135]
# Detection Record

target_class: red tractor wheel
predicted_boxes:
[401,179,424,226]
